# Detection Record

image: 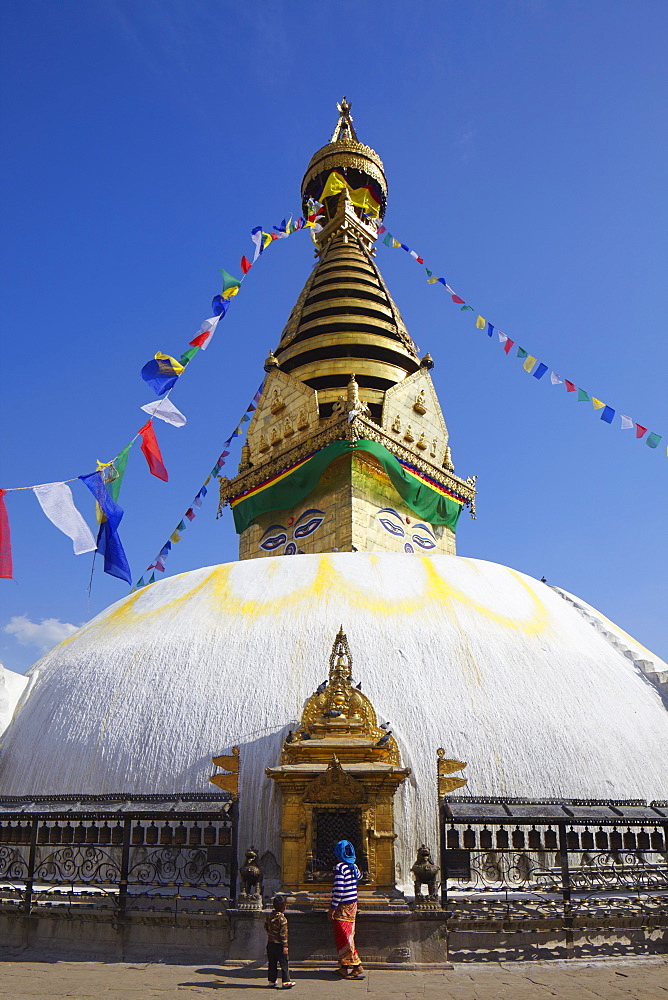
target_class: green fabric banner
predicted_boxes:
[108,442,133,502]
[231,438,464,535]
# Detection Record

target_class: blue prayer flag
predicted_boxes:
[533,363,549,380]
[211,295,230,318]
[487,323,494,338]
[141,354,184,396]
[79,472,132,584]
[601,406,615,424]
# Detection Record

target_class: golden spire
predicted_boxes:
[331,96,358,142]
[301,96,388,225]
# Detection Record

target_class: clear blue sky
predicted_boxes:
[2,0,666,673]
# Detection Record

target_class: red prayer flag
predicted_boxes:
[635,424,648,439]
[451,294,465,305]
[138,420,169,482]
[503,339,514,354]
[185,508,196,521]
[189,331,209,348]
[565,380,576,392]
[0,488,12,579]
[240,256,252,275]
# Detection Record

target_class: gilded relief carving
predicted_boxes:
[270,389,285,414]
[303,757,367,803]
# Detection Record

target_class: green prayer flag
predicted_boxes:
[517,348,528,359]
[148,573,155,584]
[461,305,474,311]
[108,442,133,503]
[577,389,590,402]
[180,346,200,365]
[176,520,186,532]
[231,438,464,535]
[219,268,241,294]
[646,432,662,448]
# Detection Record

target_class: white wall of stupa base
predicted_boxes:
[0,664,28,738]
[0,552,666,894]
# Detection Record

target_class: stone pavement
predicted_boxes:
[0,959,666,1000]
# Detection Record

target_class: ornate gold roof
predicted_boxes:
[278,626,400,766]
[301,97,387,219]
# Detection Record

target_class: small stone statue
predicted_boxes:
[240,846,263,899]
[411,844,439,901]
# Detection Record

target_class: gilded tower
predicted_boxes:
[220,99,476,559]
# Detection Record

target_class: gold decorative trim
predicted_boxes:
[221,411,477,514]
[437,747,468,797]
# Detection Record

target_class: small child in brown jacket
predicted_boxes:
[264,894,295,989]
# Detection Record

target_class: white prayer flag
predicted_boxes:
[251,228,263,263]
[193,315,220,350]
[33,483,96,555]
[620,414,634,430]
[550,371,563,385]
[140,398,187,427]
[498,332,508,345]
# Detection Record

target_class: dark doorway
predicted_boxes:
[313,808,362,872]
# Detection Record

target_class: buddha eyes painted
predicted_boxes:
[411,525,436,550]
[259,509,325,554]
[259,528,289,552]
[376,509,436,552]
[293,509,325,539]
[379,517,405,537]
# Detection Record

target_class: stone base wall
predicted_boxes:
[1,907,665,965]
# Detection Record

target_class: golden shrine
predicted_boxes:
[265,628,410,899]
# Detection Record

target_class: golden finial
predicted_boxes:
[331,96,358,143]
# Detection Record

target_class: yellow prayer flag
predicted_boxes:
[523,355,537,373]
[427,277,439,284]
[476,316,486,329]
[591,398,605,409]
[392,239,401,248]
[170,529,181,544]
[154,352,185,375]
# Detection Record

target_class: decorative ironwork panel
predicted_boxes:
[34,845,121,885]
[314,808,362,873]
[0,845,29,880]
[439,805,668,925]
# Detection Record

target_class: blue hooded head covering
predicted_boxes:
[333,839,357,872]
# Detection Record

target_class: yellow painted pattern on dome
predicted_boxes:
[63,556,551,636]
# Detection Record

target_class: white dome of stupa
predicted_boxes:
[1,552,666,888]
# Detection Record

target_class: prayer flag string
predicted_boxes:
[377,225,664,455]
[1,208,323,584]
[132,382,264,590]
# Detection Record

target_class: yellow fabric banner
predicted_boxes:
[591,397,605,409]
[476,316,486,329]
[523,355,537,373]
[319,171,381,217]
